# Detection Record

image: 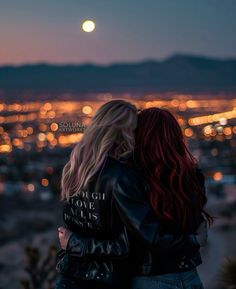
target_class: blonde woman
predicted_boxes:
[56,100,207,289]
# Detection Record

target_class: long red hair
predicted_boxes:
[134,108,213,233]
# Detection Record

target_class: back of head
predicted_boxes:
[61,100,137,200]
[134,107,212,232]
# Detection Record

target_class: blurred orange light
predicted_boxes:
[0,104,5,111]
[223,127,232,136]
[203,125,213,136]
[46,132,54,141]
[184,128,193,137]
[82,105,93,115]
[41,178,49,187]
[0,116,5,123]
[213,171,223,181]
[44,102,52,111]
[12,138,22,146]
[58,135,66,145]
[21,130,28,137]
[177,118,186,126]
[186,100,198,108]
[179,103,187,111]
[50,122,58,132]
[0,144,12,153]
[51,139,58,146]
[48,111,56,118]
[171,99,179,107]
[26,126,34,134]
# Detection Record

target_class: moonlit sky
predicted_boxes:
[0,0,236,65]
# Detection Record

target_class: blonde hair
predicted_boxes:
[61,100,137,200]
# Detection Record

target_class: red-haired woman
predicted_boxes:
[130,107,213,289]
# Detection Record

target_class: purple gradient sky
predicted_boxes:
[0,0,236,65]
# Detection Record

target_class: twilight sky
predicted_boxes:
[0,0,236,65]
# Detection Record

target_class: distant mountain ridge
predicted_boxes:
[0,54,236,96]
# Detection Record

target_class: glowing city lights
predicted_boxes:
[0,98,236,155]
[188,109,236,126]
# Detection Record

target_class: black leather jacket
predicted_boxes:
[56,155,203,288]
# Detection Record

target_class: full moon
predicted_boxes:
[82,20,95,33]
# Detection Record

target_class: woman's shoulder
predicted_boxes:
[106,155,148,184]
[106,154,135,172]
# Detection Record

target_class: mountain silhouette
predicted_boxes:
[0,54,236,97]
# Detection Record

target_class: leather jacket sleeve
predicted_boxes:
[66,227,129,259]
[65,169,200,259]
[111,169,200,257]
